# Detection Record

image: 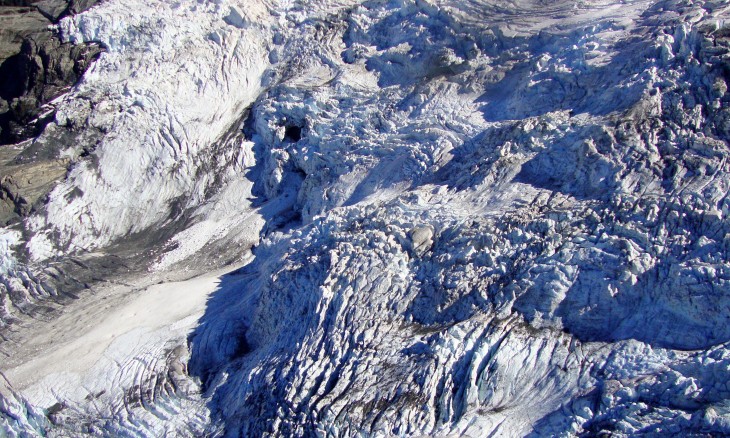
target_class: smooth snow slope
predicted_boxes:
[2,0,730,436]
[5,269,227,436]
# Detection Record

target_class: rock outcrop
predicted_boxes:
[0,0,102,145]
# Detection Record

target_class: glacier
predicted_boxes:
[1,0,730,436]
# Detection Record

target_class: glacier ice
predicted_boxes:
[1,0,730,436]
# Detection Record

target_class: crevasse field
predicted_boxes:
[2,0,730,436]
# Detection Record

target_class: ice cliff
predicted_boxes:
[2,0,730,436]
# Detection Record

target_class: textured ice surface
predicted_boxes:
[30,0,271,255]
[2,0,730,436]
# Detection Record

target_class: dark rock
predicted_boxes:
[0,0,103,145]
[0,37,103,144]
[0,1,37,5]
[34,0,68,21]
[68,0,97,15]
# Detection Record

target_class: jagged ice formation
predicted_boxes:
[2,0,730,436]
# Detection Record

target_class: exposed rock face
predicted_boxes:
[1,0,730,437]
[0,0,102,145]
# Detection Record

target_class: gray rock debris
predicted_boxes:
[409,225,434,256]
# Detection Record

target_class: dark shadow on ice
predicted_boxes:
[184,2,728,434]
[555,244,730,351]
[476,30,653,122]
[187,263,261,390]
[186,101,320,435]
[474,0,698,123]
[512,131,619,202]
[186,226,331,435]
[343,153,410,206]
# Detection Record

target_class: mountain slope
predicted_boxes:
[2,0,730,436]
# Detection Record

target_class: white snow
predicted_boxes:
[4,262,248,413]
[153,173,263,271]
[0,229,21,276]
[3,0,730,436]
[26,0,274,256]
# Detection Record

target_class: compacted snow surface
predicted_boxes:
[2,0,730,436]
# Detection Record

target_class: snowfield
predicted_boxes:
[2,0,730,436]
